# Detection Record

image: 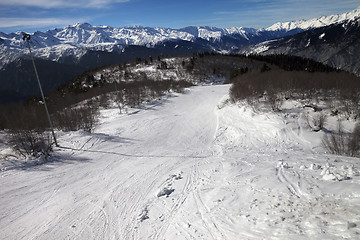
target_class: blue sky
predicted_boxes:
[0,0,359,33]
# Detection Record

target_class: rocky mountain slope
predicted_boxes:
[246,16,360,75]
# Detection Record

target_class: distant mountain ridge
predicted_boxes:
[265,6,360,31]
[0,25,256,69]
[246,16,360,75]
[1,7,359,103]
[1,7,359,69]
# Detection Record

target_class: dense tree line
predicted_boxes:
[229,69,360,157]
[234,54,338,73]
[182,53,340,83]
[230,69,360,113]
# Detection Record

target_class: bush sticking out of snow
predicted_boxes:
[53,104,100,132]
[229,70,360,117]
[322,121,360,157]
[348,123,360,157]
[9,130,53,161]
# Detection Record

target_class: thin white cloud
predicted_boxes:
[0,17,88,29]
[0,0,129,8]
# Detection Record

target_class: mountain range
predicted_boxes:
[1,7,360,103]
[244,15,360,75]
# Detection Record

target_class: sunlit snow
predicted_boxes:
[1,85,359,239]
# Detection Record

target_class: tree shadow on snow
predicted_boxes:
[127,96,177,115]
[89,132,135,145]
[1,152,92,172]
[57,144,209,160]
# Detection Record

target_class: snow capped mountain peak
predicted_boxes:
[0,23,261,69]
[73,22,92,29]
[1,7,360,70]
[266,7,360,32]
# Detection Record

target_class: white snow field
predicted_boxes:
[1,85,360,239]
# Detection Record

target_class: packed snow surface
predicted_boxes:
[1,85,360,239]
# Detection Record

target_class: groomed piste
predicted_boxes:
[1,85,359,239]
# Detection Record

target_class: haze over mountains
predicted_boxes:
[0,7,359,102]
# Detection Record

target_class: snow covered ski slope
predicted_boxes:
[1,85,360,239]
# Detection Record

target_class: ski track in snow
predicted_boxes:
[1,85,360,239]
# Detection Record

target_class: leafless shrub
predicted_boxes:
[348,123,360,157]
[53,104,99,132]
[229,76,255,103]
[267,88,283,112]
[9,130,53,161]
[313,112,328,131]
[229,70,360,115]
[322,121,346,155]
[114,89,124,114]
[322,121,360,157]
[99,94,111,109]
